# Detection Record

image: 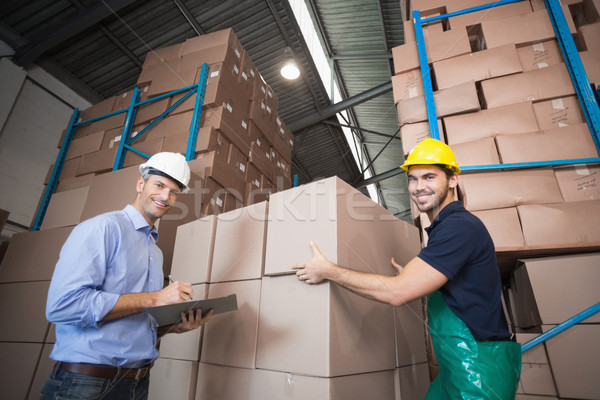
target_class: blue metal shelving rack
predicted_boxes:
[412,0,600,353]
[32,63,209,231]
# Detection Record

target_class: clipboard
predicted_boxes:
[145,293,238,326]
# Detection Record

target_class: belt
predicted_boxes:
[59,362,153,380]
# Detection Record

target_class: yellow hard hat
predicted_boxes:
[400,138,461,174]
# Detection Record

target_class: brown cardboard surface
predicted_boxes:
[40,186,89,230]
[517,200,600,246]
[76,146,118,176]
[394,298,427,367]
[517,363,557,396]
[459,169,563,211]
[554,164,600,202]
[170,216,217,285]
[0,342,43,400]
[495,123,599,164]
[543,324,600,399]
[578,21,600,53]
[392,69,424,103]
[55,173,95,193]
[444,101,539,146]
[481,63,575,109]
[148,358,199,400]
[0,281,51,342]
[395,363,431,400]
[141,43,183,69]
[195,363,254,400]
[201,280,261,369]
[451,137,500,167]
[29,344,54,400]
[65,130,104,160]
[580,49,600,86]
[471,207,525,248]
[516,40,563,71]
[432,43,522,90]
[447,0,532,28]
[80,97,116,121]
[532,96,585,130]
[211,201,267,282]
[0,226,73,282]
[188,151,246,201]
[400,119,444,155]
[396,80,480,125]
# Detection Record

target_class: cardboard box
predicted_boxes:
[517,200,600,246]
[248,138,274,179]
[202,105,252,155]
[396,80,480,125]
[148,358,199,400]
[532,96,585,130]
[481,63,575,109]
[161,126,231,157]
[141,43,183,69]
[392,69,424,103]
[394,299,427,367]
[447,0,532,28]
[400,119,444,155]
[471,207,525,248]
[510,253,600,328]
[188,151,246,201]
[195,363,254,400]
[517,364,557,396]
[138,58,196,98]
[495,123,599,164]
[65,130,105,160]
[459,168,563,211]
[432,43,522,90]
[517,40,563,71]
[40,186,89,230]
[0,281,51,342]
[55,173,95,193]
[391,27,471,74]
[181,28,243,66]
[201,280,261,368]
[76,146,118,176]
[542,323,600,400]
[211,201,267,282]
[481,9,575,49]
[451,137,500,167]
[0,226,73,282]
[395,363,430,400]
[578,21,600,54]
[170,216,217,285]
[554,164,600,202]
[29,344,54,400]
[156,284,207,361]
[580,49,600,86]
[0,342,44,400]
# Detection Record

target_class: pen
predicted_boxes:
[169,275,193,301]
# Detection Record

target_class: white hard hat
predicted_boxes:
[139,152,191,193]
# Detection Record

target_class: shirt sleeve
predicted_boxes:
[417,216,481,280]
[46,217,120,328]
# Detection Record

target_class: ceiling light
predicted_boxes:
[280,47,300,80]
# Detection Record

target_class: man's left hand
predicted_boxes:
[169,308,214,334]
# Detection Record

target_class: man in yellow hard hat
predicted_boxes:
[293,138,521,399]
[42,152,213,400]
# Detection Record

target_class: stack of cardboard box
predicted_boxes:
[393,1,600,398]
[149,177,429,400]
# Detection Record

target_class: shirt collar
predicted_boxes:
[424,201,463,235]
[123,204,159,242]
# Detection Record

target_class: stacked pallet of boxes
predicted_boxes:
[149,177,430,400]
[0,28,296,398]
[392,0,600,398]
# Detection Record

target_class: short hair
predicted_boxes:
[434,164,456,180]
[141,167,185,191]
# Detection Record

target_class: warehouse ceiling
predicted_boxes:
[0,0,412,220]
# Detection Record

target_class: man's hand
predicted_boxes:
[170,308,214,334]
[292,241,333,284]
[155,280,194,305]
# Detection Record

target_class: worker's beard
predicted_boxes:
[412,182,451,214]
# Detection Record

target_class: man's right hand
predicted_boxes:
[156,280,194,305]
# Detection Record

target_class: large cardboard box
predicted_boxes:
[459,169,563,211]
[495,123,599,164]
[432,43,522,90]
[471,207,525,248]
[554,164,600,202]
[542,324,600,400]
[400,119,444,155]
[0,226,73,282]
[516,40,563,71]
[40,186,89,230]
[211,201,267,282]
[392,69,424,103]
[451,137,500,167]
[148,358,199,400]
[201,280,261,369]
[509,253,600,328]
[444,101,539,145]
[394,299,427,367]
[446,0,532,28]
[580,49,600,86]
[532,96,585,130]
[480,63,575,109]
[0,281,51,342]
[170,216,217,285]
[156,284,207,361]
[0,342,44,400]
[188,151,246,201]
[65,130,105,160]
[517,200,600,246]
[195,363,254,400]
[481,9,575,49]
[395,363,430,400]
[29,344,54,400]
[396,80,480,125]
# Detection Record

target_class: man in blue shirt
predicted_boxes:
[293,139,521,399]
[41,152,213,400]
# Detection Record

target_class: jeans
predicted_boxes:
[39,363,150,400]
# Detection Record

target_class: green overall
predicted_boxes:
[425,291,522,400]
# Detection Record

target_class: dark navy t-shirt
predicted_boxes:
[418,201,510,341]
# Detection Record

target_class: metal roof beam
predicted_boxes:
[13,0,137,66]
[172,0,206,36]
[354,167,404,188]
[322,120,400,139]
[288,80,392,132]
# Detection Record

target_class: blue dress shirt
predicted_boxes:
[46,205,164,368]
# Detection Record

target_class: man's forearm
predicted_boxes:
[102,292,159,321]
